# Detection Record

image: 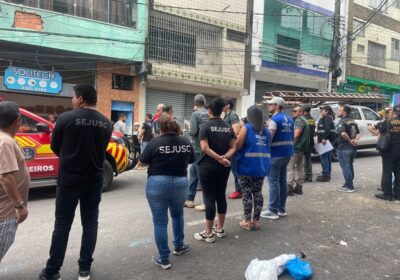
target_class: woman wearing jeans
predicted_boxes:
[138,113,195,269]
[194,97,236,243]
[235,105,271,230]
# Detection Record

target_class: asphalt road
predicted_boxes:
[1,149,400,280]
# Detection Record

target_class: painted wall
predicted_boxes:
[351,20,400,75]
[355,0,400,20]
[0,1,148,61]
[153,0,247,31]
[149,0,247,90]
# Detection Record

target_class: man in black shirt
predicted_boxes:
[375,105,400,201]
[336,105,360,193]
[39,84,112,280]
[140,113,154,152]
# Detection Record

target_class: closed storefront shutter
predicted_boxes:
[146,89,185,127]
[147,90,216,136]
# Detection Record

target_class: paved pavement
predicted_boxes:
[1,149,400,280]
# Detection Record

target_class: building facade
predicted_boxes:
[145,0,247,126]
[0,0,147,131]
[340,0,400,105]
[245,0,335,108]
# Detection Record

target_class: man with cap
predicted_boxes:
[375,105,400,201]
[184,94,209,211]
[336,104,360,193]
[303,105,316,182]
[316,105,336,182]
[0,101,30,263]
[260,97,294,220]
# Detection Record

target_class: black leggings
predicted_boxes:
[198,161,231,220]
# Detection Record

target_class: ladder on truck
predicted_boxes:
[262,91,388,107]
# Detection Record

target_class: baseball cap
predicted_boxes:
[266,97,285,107]
[134,122,140,126]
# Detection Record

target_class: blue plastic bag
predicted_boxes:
[285,257,313,280]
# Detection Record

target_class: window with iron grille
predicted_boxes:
[148,11,223,70]
[5,0,138,28]
[149,26,196,67]
[392,38,400,60]
[368,41,386,68]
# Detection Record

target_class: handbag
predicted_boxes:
[376,121,391,153]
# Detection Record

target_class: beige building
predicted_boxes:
[342,0,400,105]
[141,0,247,126]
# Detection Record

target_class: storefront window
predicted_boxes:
[5,0,138,28]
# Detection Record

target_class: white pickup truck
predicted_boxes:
[310,104,381,160]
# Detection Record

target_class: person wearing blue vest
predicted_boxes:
[261,97,294,220]
[236,105,271,230]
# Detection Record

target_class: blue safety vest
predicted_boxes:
[270,112,294,158]
[235,124,271,177]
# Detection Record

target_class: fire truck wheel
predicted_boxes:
[102,160,114,192]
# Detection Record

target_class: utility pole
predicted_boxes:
[243,0,254,95]
[328,0,342,92]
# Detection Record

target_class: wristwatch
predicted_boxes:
[15,201,26,209]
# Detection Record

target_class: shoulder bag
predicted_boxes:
[376,120,391,153]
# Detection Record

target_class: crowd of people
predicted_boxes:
[1,85,400,279]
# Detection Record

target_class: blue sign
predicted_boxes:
[3,67,62,94]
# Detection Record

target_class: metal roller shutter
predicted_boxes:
[146,89,185,127]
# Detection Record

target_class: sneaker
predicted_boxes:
[78,271,90,280]
[193,230,216,243]
[184,200,195,208]
[173,244,191,256]
[194,203,206,211]
[278,211,287,217]
[212,227,227,238]
[228,191,242,199]
[38,269,61,280]
[375,193,393,201]
[260,210,279,220]
[152,256,171,270]
[337,187,355,193]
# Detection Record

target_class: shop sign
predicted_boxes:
[3,67,62,94]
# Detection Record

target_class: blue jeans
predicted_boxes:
[231,157,241,192]
[268,157,291,214]
[337,149,356,189]
[188,153,201,201]
[320,151,332,176]
[146,175,188,262]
